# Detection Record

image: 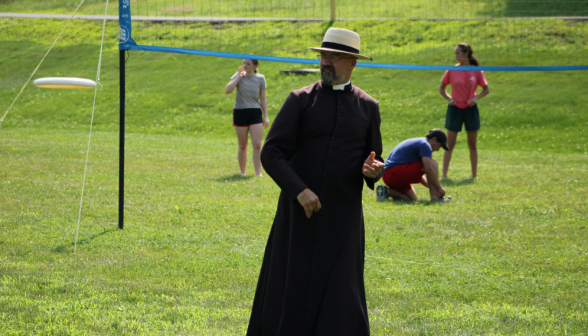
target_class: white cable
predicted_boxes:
[74,0,110,253]
[0,0,86,127]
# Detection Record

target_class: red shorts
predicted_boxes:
[382,161,425,194]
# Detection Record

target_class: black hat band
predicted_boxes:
[321,41,359,54]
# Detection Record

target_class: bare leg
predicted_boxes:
[405,185,418,201]
[442,130,458,179]
[386,187,413,201]
[420,175,429,188]
[234,126,249,175]
[466,131,478,178]
[425,159,441,200]
[249,123,264,176]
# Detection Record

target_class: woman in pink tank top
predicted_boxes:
[438,43,490,179]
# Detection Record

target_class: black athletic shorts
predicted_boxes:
[445,104,480,132]
[233,108,263,127]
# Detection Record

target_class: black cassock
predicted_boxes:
[247,81,383,336]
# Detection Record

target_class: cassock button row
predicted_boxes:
[338,113,341,116]
[323,174,327,177]
[332,137,335,140]
[316,238,319,242]
[326,161,329,164]
[335,124,339,128]
[329,149,332,152]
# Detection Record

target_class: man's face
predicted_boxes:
[431,138,443,152]
[319,52,357,85]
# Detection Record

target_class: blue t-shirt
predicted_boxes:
[384,138,433,170]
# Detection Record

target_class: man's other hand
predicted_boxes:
[437,187,447,197]
[362,151,384,178]
[297,189,322,218]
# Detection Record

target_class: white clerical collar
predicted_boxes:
[332,80,351,90]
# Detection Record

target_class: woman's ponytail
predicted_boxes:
[457,43,479,66]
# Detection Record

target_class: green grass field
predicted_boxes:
[1,0,587,18]
[1,17,588,335]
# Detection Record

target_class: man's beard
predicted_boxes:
[320,65,341,85]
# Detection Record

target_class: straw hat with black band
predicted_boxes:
[310,28,373,61]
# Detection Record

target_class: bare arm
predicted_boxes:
[438,82,456,106]
[468,85,490,106]
[260,88,269,128]
[225,67,244,94]
[422,156,443,192]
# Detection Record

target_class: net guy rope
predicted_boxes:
[1,0,110,252]
[74,0,110,253]
[0,0,87,128]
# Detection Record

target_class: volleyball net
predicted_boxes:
[119,0,588,70]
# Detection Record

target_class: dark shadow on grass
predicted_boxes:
[383,199,451,206]
[215,174,254,183]
[385,198,413,205]
[378,197,452,206]
[51,228,116,253]
[440,178,476,187]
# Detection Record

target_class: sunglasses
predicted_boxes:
[317,54,356,62]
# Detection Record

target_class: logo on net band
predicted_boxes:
[119,25,130,43]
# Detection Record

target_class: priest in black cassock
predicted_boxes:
[247,28,384,336]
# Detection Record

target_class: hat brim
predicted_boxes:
[309,47,372,61]
[441,143,450,151]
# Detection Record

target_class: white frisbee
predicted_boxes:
[34,77,96,89]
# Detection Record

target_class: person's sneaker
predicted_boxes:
[436,196,452,202]
[376,185,389,202]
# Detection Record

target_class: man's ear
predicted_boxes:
[349,58,357,70]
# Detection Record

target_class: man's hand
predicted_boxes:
[297,188,322,218]
[449,98,457,106]
[362,151,384,178]
[437,187,446,197]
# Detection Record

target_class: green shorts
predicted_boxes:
[445,104,480,132]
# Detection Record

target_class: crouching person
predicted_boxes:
[377,129,451,202]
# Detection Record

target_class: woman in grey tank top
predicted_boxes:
[225,59,269,176]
